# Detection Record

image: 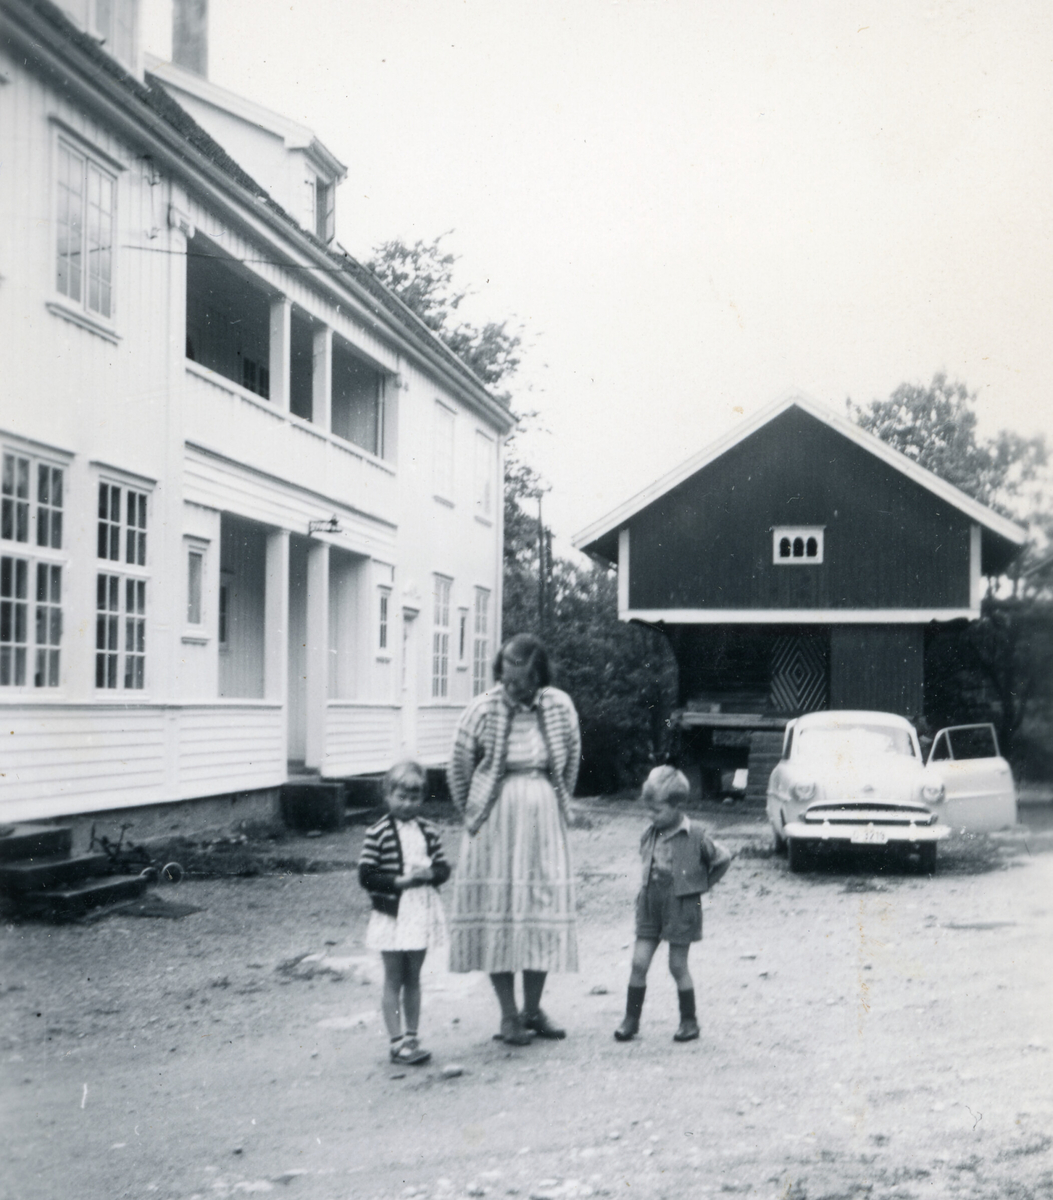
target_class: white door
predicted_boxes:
[399,608,419,756]
[927,724,1017,831]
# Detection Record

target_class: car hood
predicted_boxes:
[794,753,923,802]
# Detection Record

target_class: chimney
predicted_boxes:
[172,0,208,77]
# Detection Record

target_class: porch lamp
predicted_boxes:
[308,515,342,536]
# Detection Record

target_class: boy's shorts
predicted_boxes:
[634,878,702,944]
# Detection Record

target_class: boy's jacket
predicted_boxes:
[639,816,733,896]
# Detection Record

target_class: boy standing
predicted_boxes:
[614,765,732,1043]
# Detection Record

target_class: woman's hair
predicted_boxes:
[383,758,427,797]
[492,633,551,688]
[641,764,690,807]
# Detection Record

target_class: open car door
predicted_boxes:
[926,724,1017,832]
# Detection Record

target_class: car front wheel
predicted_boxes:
[787,837,814,873]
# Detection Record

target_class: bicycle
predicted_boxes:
[88,823,185,885]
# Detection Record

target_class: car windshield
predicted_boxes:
[795,724,916,761]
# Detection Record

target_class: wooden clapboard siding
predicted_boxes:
[0,707,168,820]
[323,703,400,776]
[829,626,924,716]
[628,406,973,612]
[183,366,399,529]
[416,706,461,766]
[177,704,284,787]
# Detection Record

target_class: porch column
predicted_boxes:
[304,540,330,772]
[312,325,332,432]
[269,296,291,412]
[264,529,289,707]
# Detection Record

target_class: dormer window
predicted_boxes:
[93,0,137,71]
[314,177,335,243]
[773,526,824,564]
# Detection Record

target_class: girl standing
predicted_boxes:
[359,760,450,1065]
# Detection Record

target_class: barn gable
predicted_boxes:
[575,393,1025,625]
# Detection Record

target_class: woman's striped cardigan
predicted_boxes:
[357,814,450,917]
[447,684,581,836]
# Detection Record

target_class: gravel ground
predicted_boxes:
[2,801,1052,1200]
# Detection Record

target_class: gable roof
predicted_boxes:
[572,390,1028,561]
[3,0,513,432]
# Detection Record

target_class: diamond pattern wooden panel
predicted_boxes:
[770,634,828,714]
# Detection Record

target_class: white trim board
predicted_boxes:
[622,607,978,625]
[573,391,1027,552]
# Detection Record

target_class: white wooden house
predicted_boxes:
[0,0,513,823]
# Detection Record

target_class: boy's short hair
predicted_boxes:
[384,759,427,795]
[642,764,690,807]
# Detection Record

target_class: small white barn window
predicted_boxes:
[773,526,824,565]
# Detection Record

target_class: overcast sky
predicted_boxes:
[142,1,1053,543]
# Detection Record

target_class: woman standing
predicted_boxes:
[447,633,581,1045]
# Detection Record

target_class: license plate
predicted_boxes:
[851,828,888,845]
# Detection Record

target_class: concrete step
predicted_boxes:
[0,853,111,894]
[15,874,150,917]
[0,824,73,862]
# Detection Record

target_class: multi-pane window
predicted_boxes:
[772,526,824,564]
[1,450,65,688]
[56,140,116,320]
[433,403,455,500]
[472,588,490,696]
[96,482,149,689]
[431,575,451,698]
[98,483,147,565]
[474,430,494,518]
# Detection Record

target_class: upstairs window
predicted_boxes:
[773,526,824,565]
[433,402,455,501]
[56,140,116,320]
[474,430,494,518]
[332,338,385,456]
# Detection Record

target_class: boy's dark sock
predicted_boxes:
[614,985,646,1041]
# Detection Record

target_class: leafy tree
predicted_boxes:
[850,374,1052,776]
[373,233,677,791]
[367,235,521,391]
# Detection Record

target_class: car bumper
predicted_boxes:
[783,820,951,846]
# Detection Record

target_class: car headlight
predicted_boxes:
[791,781,817,802]
[921,782,945,804]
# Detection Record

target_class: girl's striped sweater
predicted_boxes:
[358,813,450,917]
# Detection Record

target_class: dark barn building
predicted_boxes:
[574,394,1026,798]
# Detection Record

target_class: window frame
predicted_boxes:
[94,475,151,693]
[433,401,456,504]
[53,128,120,327]
[377,585,392,658]
[474,429,495,520]
[431,574,452,699]
[772,526,825,565]
[472,587,491,697]
[1,444,68,693]
[182,536,210,644]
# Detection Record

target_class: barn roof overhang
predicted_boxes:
[573,390,1027,573]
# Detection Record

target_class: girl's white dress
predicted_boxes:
[365,817,447,952]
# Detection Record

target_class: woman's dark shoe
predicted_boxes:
[613,1015,639,1042]
[673,1018,700,1042]
[493,1015,536,1045]
[521,1008,566,1039]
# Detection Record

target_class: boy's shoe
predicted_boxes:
[673,1018,700,1042]
[521,1008,566,1039]
[493,1015,536,1045]
[613,1015,639,1042]
[391,1037,432,1065]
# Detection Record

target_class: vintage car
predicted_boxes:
[766,711,1017,873]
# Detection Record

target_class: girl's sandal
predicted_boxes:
[390,1038,432,1065]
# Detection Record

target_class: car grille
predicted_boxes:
[802,803,935,826]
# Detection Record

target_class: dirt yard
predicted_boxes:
[2,800,1052,1200]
